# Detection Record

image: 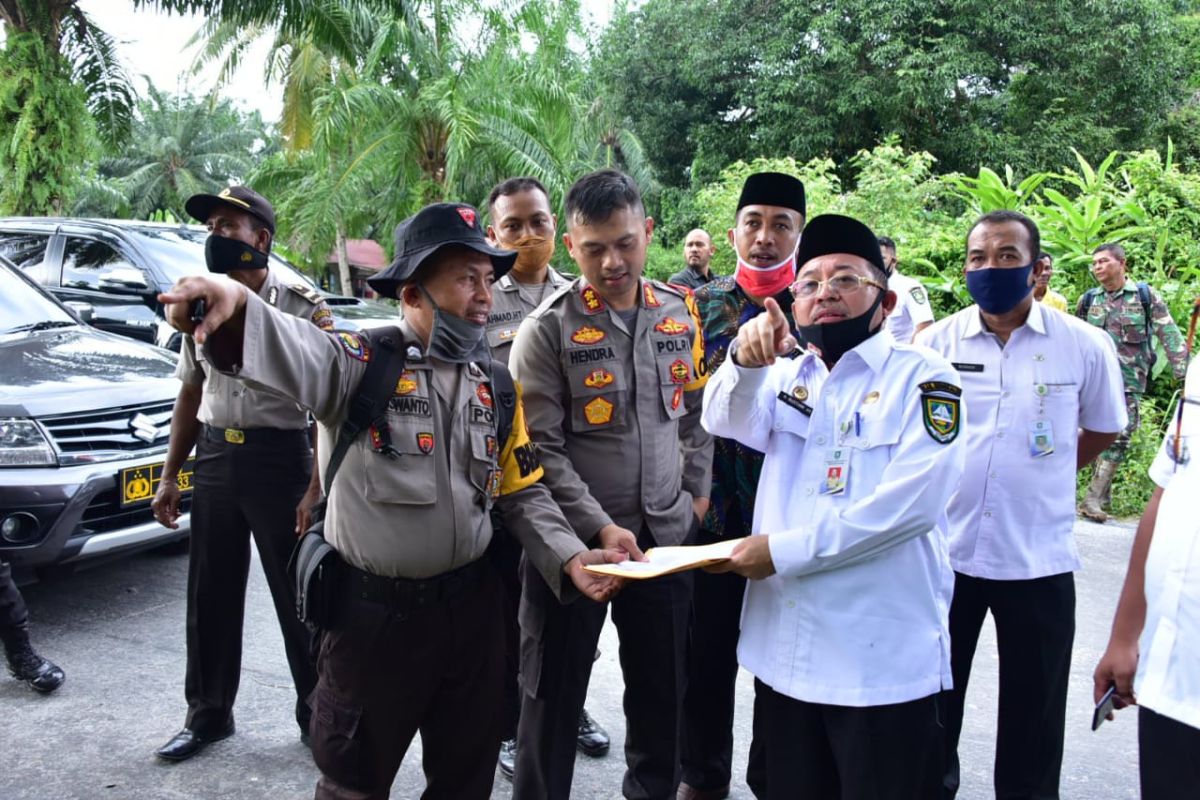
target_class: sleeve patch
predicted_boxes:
[910,286,928,305]
[918,380,962,396]
[921,393,961,444]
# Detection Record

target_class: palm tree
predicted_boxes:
[74,83,272,220]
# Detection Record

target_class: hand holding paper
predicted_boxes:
[583,538,746,580]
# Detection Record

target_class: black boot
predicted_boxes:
[1,623,65,693]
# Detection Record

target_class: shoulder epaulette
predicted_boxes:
[287,283,325,305]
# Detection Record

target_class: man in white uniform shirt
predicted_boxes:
[1094,309,1199,800]
[702,214,966,799]
[880,236,934,343]
[916,210,1127,800]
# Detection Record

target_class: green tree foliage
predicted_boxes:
[0,32,93,214]
[594,0,1190,188]
[73,84,273,220]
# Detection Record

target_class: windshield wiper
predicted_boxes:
[4,320,77,334]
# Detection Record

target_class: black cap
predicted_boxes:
[736,172,806,217]
[367,203,517,299]
[185,186,276,234]
[796,214,887,276]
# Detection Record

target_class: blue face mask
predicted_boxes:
[966,260,1035,314]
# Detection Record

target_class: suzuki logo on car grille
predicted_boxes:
[129,413,164,444]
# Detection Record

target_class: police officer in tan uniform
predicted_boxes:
[152,186,331,762]
[510,170,714,800]
[157,201,631,800]
[484,176,610,778]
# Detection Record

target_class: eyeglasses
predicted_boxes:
[790,274,887,299]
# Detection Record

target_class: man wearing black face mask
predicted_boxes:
[702,214,966,800]
[151,186,332,762]
[916,210,1128,800]
[152,201,632,798]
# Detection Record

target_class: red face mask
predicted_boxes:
[735,251,796,297]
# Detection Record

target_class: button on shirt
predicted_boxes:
[885,270,935,343]
[1137,355,1200,729]
[702,330,966,706]
[917,301,1127,580]
[485,268,570,366]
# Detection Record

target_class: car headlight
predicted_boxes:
[0,418,55,466]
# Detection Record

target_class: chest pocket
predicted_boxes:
[1033,374,1080,432]
[363,373,438,505]
[466,379,500,501]
[774,398,812,440]
[1120,314,1149,345]
[565,359,627,433]
[838,400,904,452]
[654,345,697,421]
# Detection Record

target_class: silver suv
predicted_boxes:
[0,256,190,574]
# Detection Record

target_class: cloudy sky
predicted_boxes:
[80,0,617,124]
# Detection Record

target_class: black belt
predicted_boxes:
[340,557,489,614]
[201,424,309,445]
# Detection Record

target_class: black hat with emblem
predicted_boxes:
[796,214,887,278]
[736,172,806,218]
[184,185,276,234]
[367,202,517,299]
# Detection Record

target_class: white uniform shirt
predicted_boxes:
[917,301,1127,580]
[702,330,966,706]
[885,271,935,343]
[1137,355,1200,729]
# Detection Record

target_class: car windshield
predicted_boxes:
[128,225,319,288]
[0,259,78,333]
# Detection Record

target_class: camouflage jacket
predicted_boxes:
[1076,279,1188,394]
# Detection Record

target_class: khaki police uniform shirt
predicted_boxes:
[485,268,571,366]
[510,278,714,545]
[209,294,585,592]
[177,268,333,430]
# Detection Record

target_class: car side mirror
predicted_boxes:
[63,300,95,323]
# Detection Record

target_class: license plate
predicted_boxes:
[119,457,195,508]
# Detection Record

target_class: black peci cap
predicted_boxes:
[367,203,517,299]
[185,186,276,234]
[736,172,806,218]
[795,214,887,276]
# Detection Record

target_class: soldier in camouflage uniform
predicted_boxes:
[1076,243,1188,521]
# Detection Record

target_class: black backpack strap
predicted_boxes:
[1136,282,1154,337]
[489,360,517,448]
[1077,287,1100,319]
[323,327,407,495]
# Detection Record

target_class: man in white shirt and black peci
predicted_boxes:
[702,213,967,799]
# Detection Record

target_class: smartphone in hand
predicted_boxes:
[1092,684,1118,731]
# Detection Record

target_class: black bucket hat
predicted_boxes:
[185,186,276,234]
[368,203,517,298]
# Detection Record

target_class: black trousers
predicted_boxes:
[680,530,766,794]
[513,528,693,800]
[0,560,28,630]
[183,428,317,736]
[311,562,505,800]
[756,679,945,800]
[1139,706,1200,800]
[943,572,1075,800]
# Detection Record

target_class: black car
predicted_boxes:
[0,217,398,350]
[0,256,190,575]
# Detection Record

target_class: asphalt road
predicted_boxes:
[1,517,1141,799]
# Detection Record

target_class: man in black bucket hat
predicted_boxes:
[154,201,637,799]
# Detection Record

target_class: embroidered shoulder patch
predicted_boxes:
[337,332,369,362]
[910,286,928,305]
[921,387,961,444]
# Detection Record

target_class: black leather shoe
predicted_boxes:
[677,782,731,800]
[497,738,517,780]
[576,708,609,757]
[155,721,235,762]
[7,650,65,693]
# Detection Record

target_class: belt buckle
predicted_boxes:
[224,428,245,444]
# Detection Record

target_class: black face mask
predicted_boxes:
[205,235,268,274]
[795,290,885,365]
[419,286,490,364]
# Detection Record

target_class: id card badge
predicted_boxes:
[1029,419,1055,457]
[821,448,850,494]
